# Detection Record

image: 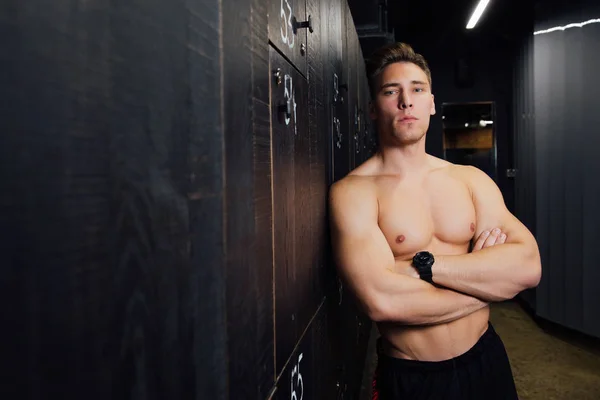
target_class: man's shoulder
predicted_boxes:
[452,164,495,186]
[330,174,376,202]
[442,163,490,183]
[443,164,503,207]
[329,175,378,231]
[331,156,380,194]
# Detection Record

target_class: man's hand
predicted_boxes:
[393,228,507,279]
[471,228,507,252]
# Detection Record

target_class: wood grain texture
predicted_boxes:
[267,0,308,78]
[0,0,379,398]
[268,300,338,399]
[0,0,227,399]
[270,45,324,377]
[252,0,275,395]
[221,0,276,398]
[306,0,330,315]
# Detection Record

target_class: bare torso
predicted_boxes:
[349,154,489,362]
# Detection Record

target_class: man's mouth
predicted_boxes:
[399,116,418,122]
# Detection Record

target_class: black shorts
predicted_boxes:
[375,323,518,400]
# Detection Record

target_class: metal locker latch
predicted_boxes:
[295,15,314,33]
[273,68,282,86]
[279,101,292,120]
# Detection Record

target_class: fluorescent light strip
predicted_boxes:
[466,0,491,29]
[534,18,600,35]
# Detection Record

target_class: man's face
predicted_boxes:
[370,62,436,146]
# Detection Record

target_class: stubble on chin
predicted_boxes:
[391,125,426,146]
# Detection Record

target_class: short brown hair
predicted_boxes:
[366,42,432,98]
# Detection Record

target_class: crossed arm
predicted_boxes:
[329,178,490,326]
[395,167,541,302]
[329,168,542,326]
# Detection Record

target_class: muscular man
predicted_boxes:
[328,42,541,399]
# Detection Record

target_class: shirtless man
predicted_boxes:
[328,42,541,399]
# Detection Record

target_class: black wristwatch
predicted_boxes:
[413,251,435,283]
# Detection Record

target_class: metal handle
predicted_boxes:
[295,15,313,33]
[279,101,291,120]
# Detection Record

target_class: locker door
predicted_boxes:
[270,45,323,376]
[269,0,311,78]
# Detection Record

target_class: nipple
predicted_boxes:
[470,223,475,232]
[396,235,406,244]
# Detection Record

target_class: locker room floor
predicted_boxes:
[359,300,600,400]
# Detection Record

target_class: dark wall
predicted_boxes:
[512,32,537,310]
[528,0,600,339]
[0,0,376,399]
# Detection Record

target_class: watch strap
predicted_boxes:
[419,266,434,283]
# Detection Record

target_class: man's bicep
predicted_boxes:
[328,182,395,301]
[468,166,532,243]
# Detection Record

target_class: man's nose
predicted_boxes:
[399,92,413,109]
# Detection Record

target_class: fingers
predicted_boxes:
[472,230,490,252]
[472,228,507,252]
[483,228,502,248]
[497,232,507,244]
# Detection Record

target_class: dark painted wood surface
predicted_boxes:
[0,1,227,399]
[269,0,309,78]
[0,0,377,398]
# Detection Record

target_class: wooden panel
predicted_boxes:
[270,45,323,375]
[0,0,380,398]
[306,0,329,319]
[346,4,360,171]
[268,301,338,399]
[251,0,277,395]
[222,0,278,396]
[269,0,309,77]
[0,1,227,399]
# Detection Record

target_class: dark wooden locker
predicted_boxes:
[0,1,229,399]
[306,0,329,291]
[268,300,339,399]
[221,0,278,396]
[345,4,358,171]
[269,0,310,78]
[270,45,324,376]
[326,0,350,184]
[0,0,379,399]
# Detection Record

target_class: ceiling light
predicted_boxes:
[466,0,491,29]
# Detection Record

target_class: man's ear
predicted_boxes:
[430,94,436,116]
[369,101,377,120]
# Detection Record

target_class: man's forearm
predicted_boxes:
[373,272,489,325]
[432,243,541,302]
[397,284,489,326]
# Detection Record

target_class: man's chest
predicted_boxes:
[376,178,477,257]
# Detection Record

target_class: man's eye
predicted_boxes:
[414,88,424,92]
[384,90,395,95]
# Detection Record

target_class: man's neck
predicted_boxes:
[377,140,430,177]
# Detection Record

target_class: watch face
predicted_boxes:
[414,251,433,266]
